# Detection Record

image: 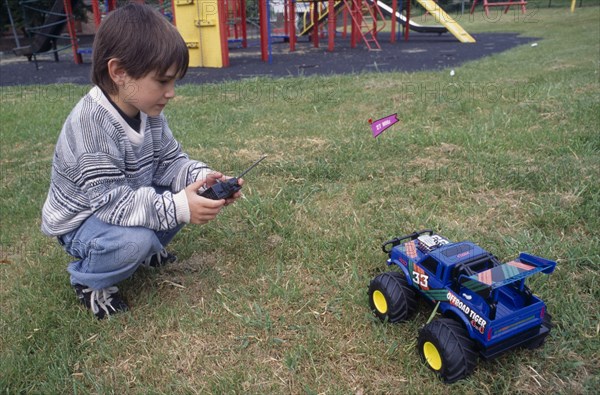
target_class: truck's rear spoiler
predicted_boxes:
[460,253,556,298]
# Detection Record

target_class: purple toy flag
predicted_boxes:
[370,113,399,137]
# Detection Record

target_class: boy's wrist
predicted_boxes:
[172,189,190,224]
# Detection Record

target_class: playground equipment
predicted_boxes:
[10,0,476,69]
[172,0,229,67]
[297,1,343,37]
[470,0,527,17]
[343,0,387,51]
[11,0,174,67]
[14,0,82,69]
[416,0,475,43]
[173,0,293,66]
[171,0,475,66]
[296,0,474,48]
[373,0,446,36]
[90,0,116,26]
[296,0,385,51]
[224,0,247,48]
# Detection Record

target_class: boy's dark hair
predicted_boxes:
[91,3,189,94]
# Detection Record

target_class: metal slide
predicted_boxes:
[373,0,447,34]
[414,0,475,42]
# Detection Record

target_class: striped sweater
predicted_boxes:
[41,86,211,236]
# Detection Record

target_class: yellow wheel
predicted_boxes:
[368,271,417,323]
[417,318,478,383]
[372,290,388,314]
[422,341,442,371]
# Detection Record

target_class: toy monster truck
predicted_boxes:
[368,230,556,383]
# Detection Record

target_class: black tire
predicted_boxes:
[417,318,478,383]
[526,312,553,350]
[368,271,417,323]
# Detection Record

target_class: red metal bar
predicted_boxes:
[502,0,527,13]
[171,0,177,25]
[230,1,234,39]
[470,0,478,14]
[218,0,230,66]
[328,0,335,51]
[491,1,527,5]
[350,0,357,48]
[471,0,528,16]
[283,1,289,36]
[259,0,269,61]
[404,0,410,41]
[91,0,101,28]
[312,2,319,47]
[372,2,377,40]
[225,0,232,39]
[233,0,238,41]
[63,0,82,64]
[288,0,296,51]
[391,0,396,43]
[241,0,248,48]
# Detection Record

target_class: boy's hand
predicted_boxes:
[184,173,244,224]
[185,175,226,224]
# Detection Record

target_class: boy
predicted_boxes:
[41,3,242,319]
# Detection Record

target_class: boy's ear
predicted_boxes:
[107,59,128,85]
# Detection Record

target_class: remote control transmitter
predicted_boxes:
[199,155,267,200]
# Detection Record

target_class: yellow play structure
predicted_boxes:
[172,0,229,68]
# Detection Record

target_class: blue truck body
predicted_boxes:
[382,231,556,359]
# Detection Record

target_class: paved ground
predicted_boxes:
[0,32,536,86]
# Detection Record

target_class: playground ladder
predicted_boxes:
[470,0,527,17]
[298,1,344,37]
[417,0,475,43]
[343,0,385,51]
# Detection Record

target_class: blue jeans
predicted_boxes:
[58,215,183,289]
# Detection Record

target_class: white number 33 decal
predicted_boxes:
[412,271,429,288]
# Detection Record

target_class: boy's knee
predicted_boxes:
[109,227,159,262]
[68,225,164,288]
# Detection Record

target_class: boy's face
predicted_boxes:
[115,64,178,118]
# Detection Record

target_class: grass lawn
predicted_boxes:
[1,2,598,394]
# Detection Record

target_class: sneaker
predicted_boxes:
[73,284,128,319]
[142,248,177,268]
